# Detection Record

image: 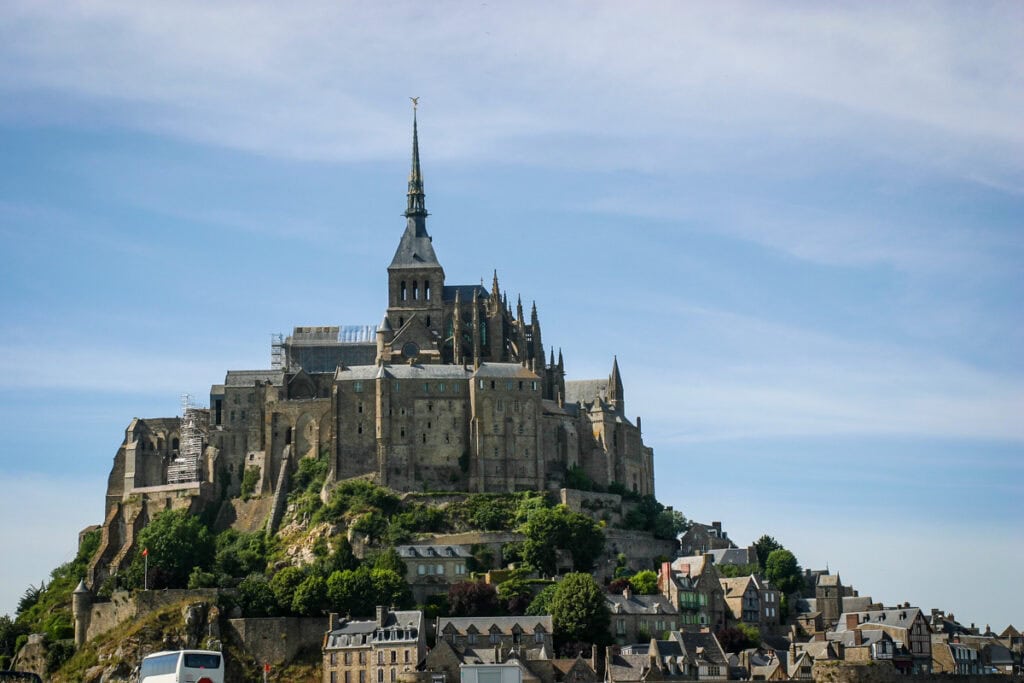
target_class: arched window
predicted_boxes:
[401,281,407,301]
[412,281,419,300]
[425,281,431,300]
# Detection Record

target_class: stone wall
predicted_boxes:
[225,617,326,666]
[560,488,625,526]
[812,661,1021,683]
[83,589,221,643]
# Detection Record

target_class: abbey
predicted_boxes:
[90,113,654,585]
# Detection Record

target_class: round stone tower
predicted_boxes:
[72,579,92,647]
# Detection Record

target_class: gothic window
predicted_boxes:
[401,281,407,301]
[425,281,431,300]
[413,281,419,300]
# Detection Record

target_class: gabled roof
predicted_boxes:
[437,616,553,636]
[678,632,728,666]
[443,284,489,303]
[605,593,677,616]
[473,363,541,379]
[835,607,925,632]
[708,547,756,566]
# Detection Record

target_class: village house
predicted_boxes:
[606,586,679,645]
[396,544,472,603]
[832,607,932,674]
[668,556,726,632]
[322,607,426,683]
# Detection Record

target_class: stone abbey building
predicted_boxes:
[90,114,655,587]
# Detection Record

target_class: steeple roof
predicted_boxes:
[390,106,441,270]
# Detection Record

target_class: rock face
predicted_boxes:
[10,633,47,677]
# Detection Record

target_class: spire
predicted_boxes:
[608,355,624,415]
[405,102,427,224]
[492,270,501,301]
[389,103,441,269]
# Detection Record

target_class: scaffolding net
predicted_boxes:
[167,393,203,484]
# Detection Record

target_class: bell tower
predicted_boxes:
[383,102,446,363]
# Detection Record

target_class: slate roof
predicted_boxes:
[606,653,652,683]
[678,632,729,667]
[473,363,541,379]
[672,555,711,578]
[225,370,284,387]
[438,616,553,635]
[443,284,490,303]
[336,364,474,381]
[708,547,756,566]
[564,379,607,405]
[605,593,678,616]
[842,596,875,613]
[817,574,841,587]
[325,610,423,649]
[397,544,472,559]
[834,607,924,632]
[389,222,441,269]
[827,629,891,648]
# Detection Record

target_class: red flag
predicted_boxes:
[142,548,148,557]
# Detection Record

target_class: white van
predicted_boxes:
[138,649,224,683]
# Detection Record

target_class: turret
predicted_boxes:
[73,579,91,647]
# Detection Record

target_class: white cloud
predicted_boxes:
[0,1,1021,175]
[630,304,1024,443]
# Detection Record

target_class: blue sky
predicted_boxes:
[1,2,1021,628]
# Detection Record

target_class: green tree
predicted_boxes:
[652,509,689,540]
[753,535,782,571]
[132,509,215,588]
[371,568,413,610]
[327,567,375,617]
[521,506,605,575]
[628,570,659,595]
[717,563,760,578]
[372,548,407,576]
[525,584,557,616]
[237,574,278,617]
[764,548,803,595]
[549,573,610,649]
[270,566,306,614]
[292,575,328,615]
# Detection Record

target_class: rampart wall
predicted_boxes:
[225,616,326,665]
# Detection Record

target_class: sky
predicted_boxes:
[0,1,1021,629]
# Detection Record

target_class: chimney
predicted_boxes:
[853,630,862,646]
[376,605,386,626]
[845,614,859,631]
[660,562,672,592]
[623,585,633,600]
[329,612,342,631]
[711,521,722,535]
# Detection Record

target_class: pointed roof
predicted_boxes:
[608,355,624,412]
[390,107,441,270]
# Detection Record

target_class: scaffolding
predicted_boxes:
[270,332,285,370]
[167,393,203,484]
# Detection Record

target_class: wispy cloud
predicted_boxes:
[1,2,1021,177]
[630,304,1024,443]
